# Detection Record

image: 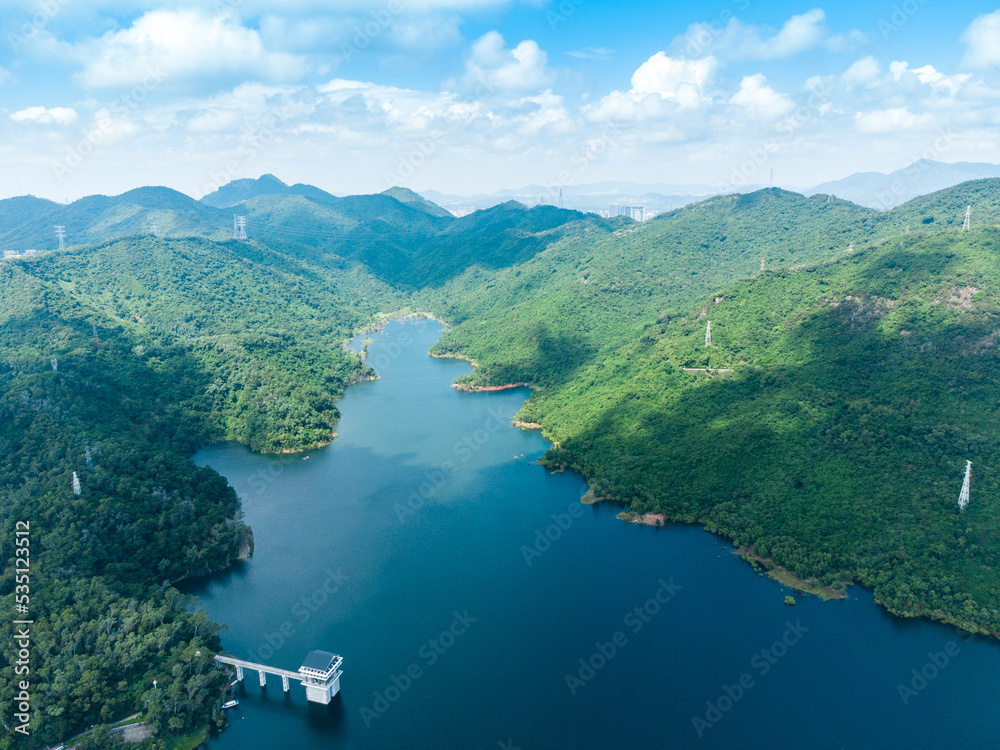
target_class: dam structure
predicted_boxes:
[215,650,343,704]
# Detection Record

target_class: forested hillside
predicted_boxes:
[0,237,401,748]
[427,181,1000,635]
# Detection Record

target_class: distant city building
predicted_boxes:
[450,206,476,218]
[3,250,19,259]
[24,248,37,255]
[609,203,646,221]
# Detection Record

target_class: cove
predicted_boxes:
[182,318,1000,749]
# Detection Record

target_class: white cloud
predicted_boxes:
[458,31,553,93]
[630,53,716,103]
[961,10,1000,69]
[672,8,856,61]
[10,106,78,125]
[75,10,309,88]
[841,56,880,87]
[888,61,969,95]
[854,107,933,134]
[513,90,572,136]
[585,52,716,124]
[318,78,471,133]
[729,74,794,119]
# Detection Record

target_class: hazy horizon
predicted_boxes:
[2,1,999,202]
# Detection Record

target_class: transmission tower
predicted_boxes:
[55,225,66,250]
[769,168,774,187]
[234,215,247,240]
[848,242,854,252]
[705,320,712,347]
[51,357,58,372]
[149,220,159,237]
[559,187,564,209]
[958,460,971,509]
[72,471,81,496]
[962,205,971,231]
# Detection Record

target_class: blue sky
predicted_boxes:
[2,0,999,201]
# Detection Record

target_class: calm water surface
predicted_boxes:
[183,318,1000,749]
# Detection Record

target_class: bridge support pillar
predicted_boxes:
[236,666,243,682]
[282,675,290,692]
[258,670,266,687]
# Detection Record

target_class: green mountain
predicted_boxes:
[381,186,455,218]
[0,186,230,252]
[424,179,1000,635]
[198,173,341,208]
[0,235,402,746]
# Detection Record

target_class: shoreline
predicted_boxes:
[731,545,848,601]
[429,351,479,367]
[452,381,530,392]
[584,492,851,602]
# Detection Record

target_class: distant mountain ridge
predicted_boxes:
[199,173,343,208]
[804,159,1000,208]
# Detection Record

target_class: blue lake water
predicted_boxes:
[183,318,1000,749]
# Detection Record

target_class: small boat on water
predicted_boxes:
[222,699,239,709]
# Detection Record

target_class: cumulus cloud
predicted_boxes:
[75,10,309,88]
[961,10,1000,69]
[729,74,794,119]
[854,107,933,134]
[631,53,716,102]
[585,52,717,123]
[457,31,553,93]
[888,61,969,95]
[10,106,78,125]
[841,56,880,87]
[672,8,859,61]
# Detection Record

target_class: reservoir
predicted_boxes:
[184,318,1000,749]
